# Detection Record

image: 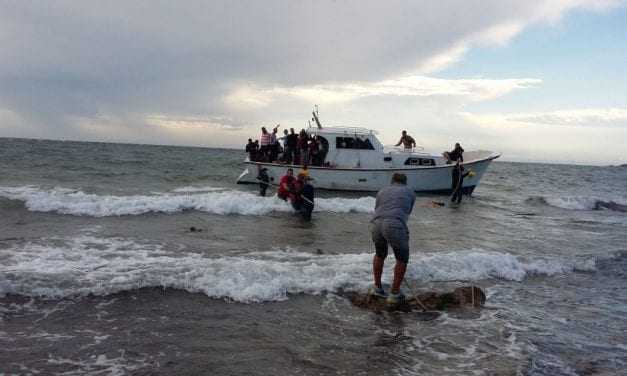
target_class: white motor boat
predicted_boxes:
[237,112,500,193]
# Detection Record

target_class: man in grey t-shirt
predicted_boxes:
[370,173,416,305]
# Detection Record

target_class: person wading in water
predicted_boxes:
[369,173,416,306]
[450,158,473,204]
[257,167,270,197]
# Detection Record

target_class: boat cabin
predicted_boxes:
[307,126,440,169]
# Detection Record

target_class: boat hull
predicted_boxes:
[237,154,499,193]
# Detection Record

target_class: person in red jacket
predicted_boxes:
[277,168,295,201]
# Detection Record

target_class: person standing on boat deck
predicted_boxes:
[245,138,258,162]
[297,130,309,165]
[286,128,298,164]
[308,136,320,166]
[443,143,464,164]
[259,127,271,162]
[280,129,289,162]
[318,136,329,166]
[395,130,416,150]
[269,124,280,162]
[451,158,471,204]
[369,173,416,306]
[257,167,270,197]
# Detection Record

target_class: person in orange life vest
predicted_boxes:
[277,168,295,201]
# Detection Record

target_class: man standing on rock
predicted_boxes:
[369,173,416,306]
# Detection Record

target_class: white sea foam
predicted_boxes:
[47,351,150,376]
[0,236,600,302]
[544,196,601,211]
[536,195,627,211]
[0,185,375,216]
[170,186,227,193]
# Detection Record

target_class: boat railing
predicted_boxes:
[383,145,426,153]
[306,126,377,136]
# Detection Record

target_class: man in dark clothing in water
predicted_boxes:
[369,173,416,306]
[443,142,464,164]
[292,173,315,220]
[257,167,270,197]
[451,158,472,204]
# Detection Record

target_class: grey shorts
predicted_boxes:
[371,219,409,264]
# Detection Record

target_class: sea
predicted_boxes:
[1,137,626,376]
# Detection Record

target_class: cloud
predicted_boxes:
[461,108,627,128]
[224,76,541,109]
[0,0,622,151]
[146,115,245,131]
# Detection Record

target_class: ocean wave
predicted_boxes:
[170,186,228,193]
[526,195,627,212]
[0,236,600,302]
[0,185,375,217]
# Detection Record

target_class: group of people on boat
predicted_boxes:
[245,126,329,166]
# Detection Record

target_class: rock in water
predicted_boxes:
[348,286,485,313]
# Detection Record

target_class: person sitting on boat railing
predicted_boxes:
[443,142,464,164]
[395,130,416,150]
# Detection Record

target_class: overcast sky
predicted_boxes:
[1,1,626,164]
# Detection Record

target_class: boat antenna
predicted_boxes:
[312,105,322,129]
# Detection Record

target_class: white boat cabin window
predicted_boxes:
[336,136,375,150]
[404,157,435,166]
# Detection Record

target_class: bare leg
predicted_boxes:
[373,255,385,289]
[391,261,407,294]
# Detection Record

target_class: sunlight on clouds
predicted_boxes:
[537,0,623,23]
[474,21,525,47]
[417,21,524,74]
[224,76,542,110]
[461,108,627,128]
[416,44,468,74]
[146,114,243,131]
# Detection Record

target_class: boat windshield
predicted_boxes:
[336,136,375,150]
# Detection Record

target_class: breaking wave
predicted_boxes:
[0,185,375,217]
[0,236,600,303]
[526,195,627,212]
